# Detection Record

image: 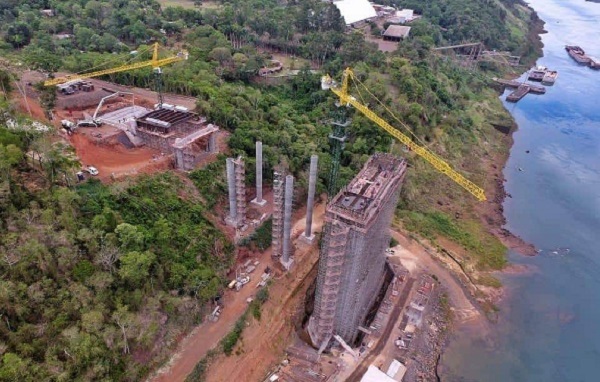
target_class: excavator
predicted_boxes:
[321,68,486,201]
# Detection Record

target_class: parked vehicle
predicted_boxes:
[84,166,99,176]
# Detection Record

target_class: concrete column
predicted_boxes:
[234,156,246,226]
[225,158,237,226]
[252,141,266,206]
[208,133,217,152]
[175,148,184,170]
[303,155,318,242]
[271,171,284,257]
[281,175,294,270]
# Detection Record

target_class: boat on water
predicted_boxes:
[588,58,600,70]
[565,45,592,64]
[528,65,547,81]
[542,70,558,85]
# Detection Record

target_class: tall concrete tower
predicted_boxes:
[307,154,408,349]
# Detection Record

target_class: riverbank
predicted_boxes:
[479,5,547,256]
[400,4,549,377]
[476,126,538,257]
[434,2,550,379]
[441,0,600,377]
[479,5,545,257]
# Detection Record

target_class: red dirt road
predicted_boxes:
[147,204,326,382]
[70,130,169,180]
[148,247,276,382]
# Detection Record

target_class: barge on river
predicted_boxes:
[542,70,558,85]
[493,78,546,103]
[565,45,600,69]
[528,66,547,81]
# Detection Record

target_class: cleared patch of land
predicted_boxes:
[157,0,221,9]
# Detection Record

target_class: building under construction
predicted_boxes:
[307,153,408,349]
[135,107,219,170]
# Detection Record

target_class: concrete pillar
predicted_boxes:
[208,133,217,152]
[234,156,246,226]
[252,141,266,206]
[225,158,237,226]
[175,148,184,171]
[303,155,318,243]
[281,175,294,270]
[272,171,284,258]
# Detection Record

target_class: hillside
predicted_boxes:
[0,0,543,380]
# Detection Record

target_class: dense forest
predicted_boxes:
[0,113,233,379]
[0,0,541,380]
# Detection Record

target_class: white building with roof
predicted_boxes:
[360,365,398,382]
[388,9,419,24]
[360,361,407,382]
[333,0,378,25]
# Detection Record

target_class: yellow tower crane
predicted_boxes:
[43,43,187,87]
[44,43,187,107]
[321,67,486,202]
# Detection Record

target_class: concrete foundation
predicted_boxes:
[173,124,219,171]
[307,154,408,348]
[280,257,294,271]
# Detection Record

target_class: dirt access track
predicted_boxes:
[147,204,326,382]
[20,70,197,111]
[71,127,171,181]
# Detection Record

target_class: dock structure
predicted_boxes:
[307,153,408,349]
[493,78,546,102]
[506,84,531,103]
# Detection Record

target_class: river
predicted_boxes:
[441,0,600,381]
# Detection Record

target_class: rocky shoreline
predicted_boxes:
[478,7,546,258]
[433,5,548,379]
[477,126,538,257]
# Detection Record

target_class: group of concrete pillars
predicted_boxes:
[226,141,319,270]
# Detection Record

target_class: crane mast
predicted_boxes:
[322,68,486,202]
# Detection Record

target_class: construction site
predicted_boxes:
[145,68,487,382]
[10,46,487,382]
[16,44,223,180]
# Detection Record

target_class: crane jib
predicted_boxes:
[330,69,486,202]
[43,45,186,86]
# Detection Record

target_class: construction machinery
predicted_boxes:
[321,68,486,201]
[44,43,188,107]
[76,91,134,128]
